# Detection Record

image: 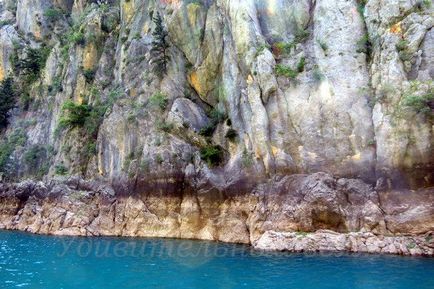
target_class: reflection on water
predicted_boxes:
[0,230,433,289]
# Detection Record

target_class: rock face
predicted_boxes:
[0,0,432,255]
[0,173,433,255]
[255,230,434,256]
[0,0,432,186]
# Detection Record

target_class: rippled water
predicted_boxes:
[1,230,433,289]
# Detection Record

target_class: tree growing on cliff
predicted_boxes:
[14,46,51,83]
[150,12,170,78]
[0,77,16,129]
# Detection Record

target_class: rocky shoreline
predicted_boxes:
[1,173,433,256]
[0,0,433,260]
[255,230,434,256]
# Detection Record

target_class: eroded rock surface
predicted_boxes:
[1,173,433,255]
[0,0,432,255]
[0,0,431,186]
[255,230,434,256]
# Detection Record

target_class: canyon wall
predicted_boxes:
[0,0,432,254]
[0,174,433,255]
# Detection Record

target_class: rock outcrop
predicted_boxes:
[0,0,432,255]
[255,230,434,256]
[0,0,432,186]
[1,173,433,255]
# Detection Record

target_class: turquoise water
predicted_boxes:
[1,230,433,289]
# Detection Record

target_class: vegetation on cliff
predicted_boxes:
[150,12,170,77]
[0,0,431,189]
[0,78,16,128]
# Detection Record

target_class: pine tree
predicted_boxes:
[150,12,170,78]
[0,77,16,128]
[16,47,51,82]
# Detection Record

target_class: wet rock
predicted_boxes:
[0,0,432,257]
[0,173,433,256]
[255,230,434,256]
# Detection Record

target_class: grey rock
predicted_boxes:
[0,173,432,256]
[168,98,209,132]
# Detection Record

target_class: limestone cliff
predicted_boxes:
[1,174,433,255]
[0,0,433,254]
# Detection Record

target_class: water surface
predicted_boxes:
[1,230,433,289]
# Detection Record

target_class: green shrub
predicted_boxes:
[198,108,226,137]
[55,164,68,175]
[48,77,63,94]
[273,42,295,55]
[133,33,141,40]
[0,129,27,173]
[58,88,119,144]
[157,120,174,133]
[209,108,226,124]
[59,101,91,129]
[395,39,413,62]
[356,34,372,55]
[14,46,51,84]
[83,102,108,138]
[396,39,408,51]
[255,43,271,57]
[318,39,328,53]
[199,124,215,137]
[83,69,96,83]
[356,0,367,16]
[401,88,433,116]
[7,128,27,146]
[149,91,168,110]
[99,3,110,13]
[68,30,85,46]
[108,88,123,101]
[86,141,97,156]
[44,8,63,21]
[275,64,298,78]
[422,0,432,8]
[399,50,413,62]
[36,164,49,179]
[297,57,306,73]
[225,128,238,141]
[19,91,34,110]
[200,145,224,166]
[0,78,16,128]
[101,12,119,33]
[24,145,47,168]
[271,33,308,58]
[60,44,71,63]
[294,27,310,43]
[9,42,19,68]
[0,142,15,173]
